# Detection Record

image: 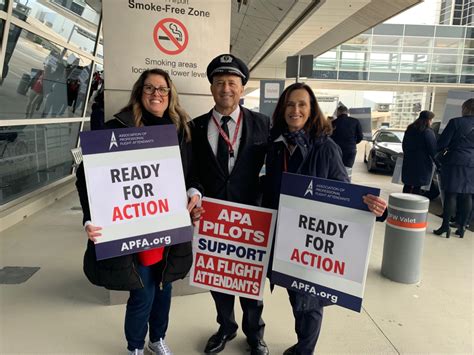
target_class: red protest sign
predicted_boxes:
[153,17,189,55]
[190,197,277,300]
[198,200,273,247]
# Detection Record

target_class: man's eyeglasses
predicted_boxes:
[143,85,171,96]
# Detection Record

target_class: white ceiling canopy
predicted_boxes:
[230,0,423,80]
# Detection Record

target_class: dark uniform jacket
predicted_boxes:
[437,115,474,193]
[76,110,200,290]
[190,106,270,205]
[401,126,437,187]
[331,114,363,167]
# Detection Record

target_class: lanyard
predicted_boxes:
[212,112,243,158]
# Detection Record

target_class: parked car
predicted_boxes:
[364,128,404,173]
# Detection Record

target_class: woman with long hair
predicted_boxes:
[262,82,387,354]
[76,69,201,355]
[434,98,474,238]
[401,110,437,195]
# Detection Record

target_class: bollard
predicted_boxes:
[381,193,429,284]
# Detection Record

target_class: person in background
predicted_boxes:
[25,70,44,118]
[262,82,387,355]
[90,86,104,131]
[434,98,474,238]
[401,110,437,195]
[76,69,202,355]
[190,54,270,355]
[330,104,363,168]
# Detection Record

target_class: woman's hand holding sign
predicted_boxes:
[363,194,387,217]
[187,193,205,226]
[85,224,102,243]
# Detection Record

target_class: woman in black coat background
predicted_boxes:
[401,110,437,195]
[434,98,474,238]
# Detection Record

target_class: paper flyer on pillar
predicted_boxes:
[190,197,277,300]
[271,173,380,312]
[80,125,191,260]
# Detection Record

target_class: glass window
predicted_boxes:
[369,53,399,71]
[12,0,100,54]
[431,64,459,73]
[0,25,93,119]
[340,44,368,52]
[403,39,432,56]
[340,51,367,70]
[400,53,429,73]
[433,54,459,65]
[430,74,458,83]
[314,60,337,70]
[343,36,370,52]
[373,24,403,36]
[464,39,474,56]
[369,72,399,81]
[467,27,474,39]
[372,36,401,46]
[313,70,337,80]
[84,62,103,117]
[0,122,80,205]
[338,71,368,81]
[95,24,103,60]
[460,75,474,83]
[0,0,6,12]
[314,51,337,70]
[405,25,435,37]
[372,37,400,53]
[434,37,462,49]
[376,131,404,143]
[463,55,474,65]
[461,65,474,74]
[435,26,465,38]
[97,38,103,60]
[317,51,337,60]
[346,35,370,45]
[399,73,429,82]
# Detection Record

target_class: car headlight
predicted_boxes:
[375,150,388,158]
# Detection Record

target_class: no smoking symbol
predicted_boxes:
[153,18,189,55]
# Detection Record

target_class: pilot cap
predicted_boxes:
[207,54,249,85]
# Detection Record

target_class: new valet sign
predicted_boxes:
[102,0,230,98]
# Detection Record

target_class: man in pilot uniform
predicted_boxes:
[190,54,270,355]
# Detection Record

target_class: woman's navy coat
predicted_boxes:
[437,115,474,193]
[401,126,437,187]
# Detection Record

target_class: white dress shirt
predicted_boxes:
[208,106,243,173]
